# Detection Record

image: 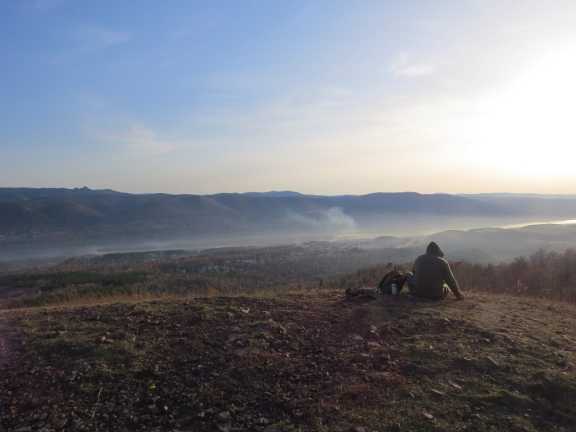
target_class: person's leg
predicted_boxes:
[404,272,415,295]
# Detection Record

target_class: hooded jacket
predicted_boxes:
[412,242,462,299]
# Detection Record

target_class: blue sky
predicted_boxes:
[2,0,576,194]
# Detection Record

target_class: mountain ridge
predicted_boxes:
[1,187,576,261]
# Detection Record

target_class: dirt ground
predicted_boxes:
[0,291,575,431]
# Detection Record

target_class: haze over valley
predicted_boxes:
[1,187,576,264]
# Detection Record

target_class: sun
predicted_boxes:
[459,46,576,177]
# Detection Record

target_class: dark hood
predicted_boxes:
[426,241,444,257]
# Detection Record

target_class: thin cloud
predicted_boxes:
[48,26,132,64]
[101,124,178,157]
[393,63,437,77]
[389,53,437,78]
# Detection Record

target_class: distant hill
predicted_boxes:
[0,188,499,245]
[424,223,576,262]
[462,193,576,215]
[242,191,309,198]
[1,187,576,260]
[352,222,576,263]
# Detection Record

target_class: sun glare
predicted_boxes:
[460,47,576,176]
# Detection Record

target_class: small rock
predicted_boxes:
[366,341,383,350]
[423,411,434,420]
[448,380,463,390]
[217,411,231,421]
[487,356,499,366]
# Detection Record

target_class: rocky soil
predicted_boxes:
[0,292,575,431]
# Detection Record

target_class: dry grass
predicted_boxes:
[0,284,336,315]
[3,246,576,312]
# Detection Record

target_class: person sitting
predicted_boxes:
[406,241,464,300]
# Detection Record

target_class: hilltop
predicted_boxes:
[0,291,575,431]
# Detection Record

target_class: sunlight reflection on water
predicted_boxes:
[502,219,576,229]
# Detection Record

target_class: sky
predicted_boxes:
[2,0,576,195]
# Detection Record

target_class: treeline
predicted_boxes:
[4,248,576,308]
[453,248,576,303]
[322,249,576,304]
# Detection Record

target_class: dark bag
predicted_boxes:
[378,270,408,295]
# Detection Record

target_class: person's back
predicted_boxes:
[411,242,463,300]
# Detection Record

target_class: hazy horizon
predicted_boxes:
[3,185,576,198]
[3,0,576,195]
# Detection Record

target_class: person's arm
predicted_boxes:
[444,261,464,299]
[412,257,419,275]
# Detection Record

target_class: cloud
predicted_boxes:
[389,53,437,78]
[47,25,132,64]
[182,85,379,149]
[392,63,437,77]
[101,124,178,157]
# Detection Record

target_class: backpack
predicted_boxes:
[378,269,408,295]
